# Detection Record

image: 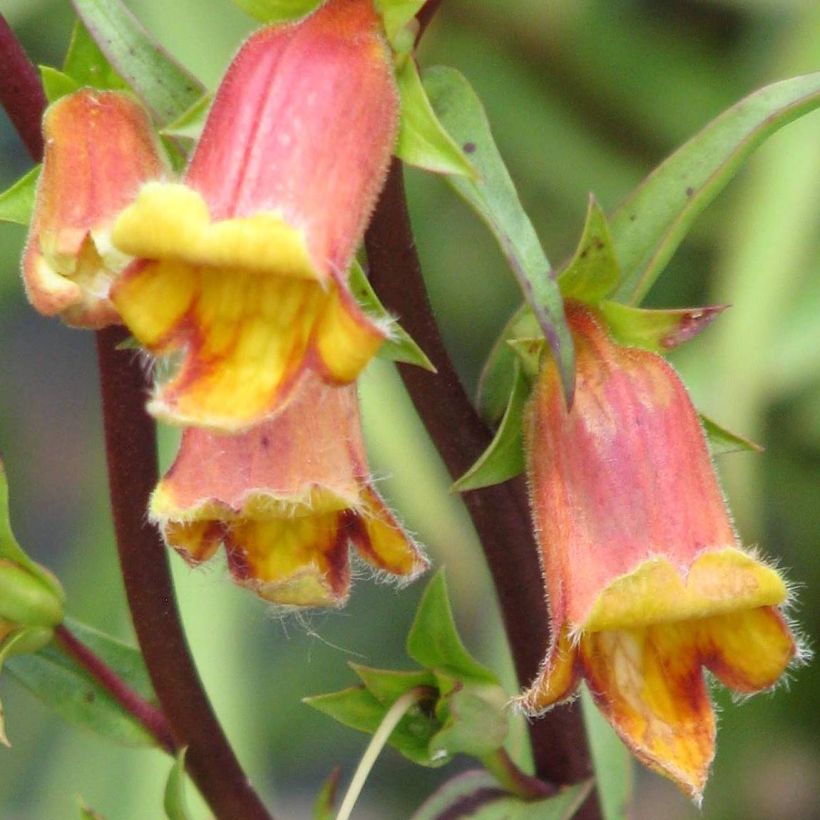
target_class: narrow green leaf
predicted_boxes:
[0,165,41,226]
[350,664,437,705]
[63,20,128,91]
[407,570,497,684]
[0,631,37,746]
[164,748,193,820]
[349,261,436,371]
[453,363,528,492]
[375,0,425,45]
[395,59,477,179]
[71,0,205,124]
[231,0,320,22]
[599,301,727,353]
[423,66,574,401]
[39,66,80,103]
[581,686,632,820]
[304,686,440,766]
[160,94,212,143]
[611,72,820,305]
[313,767,341,820]
[558,195,621,303]
[701,414,764,456]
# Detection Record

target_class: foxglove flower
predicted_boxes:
[519,304,799,799]
[151,375,427,606]
[110,0,398,431]
[23,89,165,328]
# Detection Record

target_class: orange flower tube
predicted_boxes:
[151,375,427,607]
[111,0,398,431]
[22,89,166,328]
[520,304,798,800]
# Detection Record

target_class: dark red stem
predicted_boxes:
[54,623,176,754]
[95,327,272,820]
[0,14,46,159]
[417,0,446,36]
[364,163,595,798]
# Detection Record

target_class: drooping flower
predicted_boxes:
[519,303,798,800]
[151,374,427,606]
[22,89,166,328]
[110,0,398,431]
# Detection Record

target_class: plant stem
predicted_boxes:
[481,747,554,801]
[95,327,272,820]
[54,623,176,754]
[364,162,595,798]
[417,0,446,36]
[336,687,432,820]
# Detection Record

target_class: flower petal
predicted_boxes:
[518,627,581,714]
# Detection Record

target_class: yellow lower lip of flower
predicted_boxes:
[581,547,787,634]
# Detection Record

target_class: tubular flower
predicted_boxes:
[150,375,428,607]
[110,0,398,431]
[519,304,798,800]
[22,89,166,328]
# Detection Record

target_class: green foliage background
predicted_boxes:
[0,0,817,817]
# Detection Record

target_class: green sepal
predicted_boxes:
[230,0,320,22]
[312,766,342,820]
[412,773,593,820]
[164,748,193,820]
[304,685,441,766]
[599,301,727,353]
[375,0,424,47]
[558,195,621,303]
[63,19,129,92]
[349,260,435,371]
[453,362,529,492]
[0,561,64,628]
[701,414,764,456]
[159,94,212,144]
[407,570,497,684]
[71,0,205,125]
[351,664,437,705]
[0,165,41,226]
[611,72,820,305]
[39,66,81,103]
[395,58,477,179]
[423,66,574,402]
[6,618,157,748]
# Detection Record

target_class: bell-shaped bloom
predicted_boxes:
[519,304,798,800]
[150,374,427,606]
[22,89,166,329]
[110,0,398,431]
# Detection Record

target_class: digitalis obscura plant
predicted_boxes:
[0,1,816,818]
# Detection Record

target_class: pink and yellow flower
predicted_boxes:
[151,374,427,606]
[110,0,398,431]
[519,304,798,799]
[22,89,166,328]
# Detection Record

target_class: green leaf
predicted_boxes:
[304,685,441,766]
[160,94,212,143]
[71,0,205,125]
[375,0,425,45]
[407,570,497,684]
[0,165,41,226]
[231,0,320,23]
[423,66,575,401]
[349,261,436,371]
[5,619,157,747]
[611,72,820,305]
[453,363,529,492]
[599,301,727,353]
[701,414,764,456]
[312,766,341,820]
[351,664,437,705]
[395,59,477,179]
[412,772,593,820]
[39,66,80,103]
[78,804,106,820]
[558,196,621,303]
[63,20,128,91]
[581,687,632,820]
[164,748,193,820]
[0,630,38,746]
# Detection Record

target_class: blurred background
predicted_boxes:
[0,0,818,817]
